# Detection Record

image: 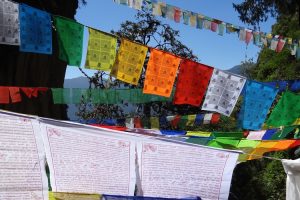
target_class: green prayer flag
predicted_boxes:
[178,115,188,129]
[54,16,84,66]
[186,137,212,145]
[51,88,71,104]
[271,126,297,140]
[266,91,300,127]
[72,88,90,104]
[212,132,244,139]
[208,138,240,149]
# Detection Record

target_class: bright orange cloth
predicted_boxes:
[143,49,181,97]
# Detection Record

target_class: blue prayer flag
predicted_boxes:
[19,4,52,54]
[239,80,278,130]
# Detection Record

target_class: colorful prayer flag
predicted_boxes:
[239,81,278,130]
[266,91,300,127]
[49,192,101,200]
[54,16,84,66]
[110,38,147,85]
[0,87,10,103]
[174,59,213,106]
[19,4,52,54]
[9,87,21,103]
[0,0,19,45]
[143,48,180,97]
[85,28,117,71]
[202,69,246,116]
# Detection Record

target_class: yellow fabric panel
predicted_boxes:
[293,118,300,125]
[237,140,260,162]
[247,141,278,160]
[150,117,160,129]
[186,115,197,126]
[143,49,181,97]
[85,28,117,71]
[49,192,101,200]
[186,131,211,137]
[111,38,147,85]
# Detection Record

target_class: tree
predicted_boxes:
[0,0,86,119]
[233,0,300,28]
[76,8,201,124]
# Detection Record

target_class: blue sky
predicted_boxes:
[65,0,276,79]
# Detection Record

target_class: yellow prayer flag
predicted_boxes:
[247,141,278,160]
[110,38,147,85]
[186,131,211,137]
[190,14,197,27]
[293,118,300,125]
[85,28,117,71]
[49,192,101,200]
[150,117,160,129]
[186,115,197,126]
[143,49,181,97]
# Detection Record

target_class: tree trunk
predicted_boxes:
[0,0,80,119]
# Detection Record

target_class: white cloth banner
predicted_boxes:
[282,159,300,200]
[0,0,20,45]
[40,119,136,196]
[246,130,266,140]
[202,69,246,116]
[136,140,239,200]
[0,112,48,200]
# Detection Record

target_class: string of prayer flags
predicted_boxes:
[110,38,148,85]
[173,60,213,106]
[128,0,143,10]
[53,16,84,66]
[202,69,246,116]
[0,0,20,45]
[266,91,300,127]
[49,192,101,200]
[85,28,117,71]
[238,81,278,130]
[143,48,180,97]
[19,4,52,54]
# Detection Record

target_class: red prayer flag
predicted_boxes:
[0,87,10,104]
[245,30,253,44]
[134,117,143,128]
[171,115,181,128]
[211,21,218,32]
[174,59,213,106]
[9,87,21,103]
[174,7,181,23]
[211,113,220,124]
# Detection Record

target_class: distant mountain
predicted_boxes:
[226,65,243,75]
[64,76,89,88]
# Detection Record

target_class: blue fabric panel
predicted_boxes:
[194,114,204,126]
[160,130,186,135]
[262,129,278,140]
[239,80,278,130]
[19,4,52,54]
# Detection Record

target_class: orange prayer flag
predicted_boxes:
[143,48,181,97]
[248,141,278,160]
[272,140,296,151]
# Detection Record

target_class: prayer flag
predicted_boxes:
[239,81,278,130]
[0,0,20,45]
[194,114,204,125]
[211,113,221,124]
[266,91,300,127]
[0,87,10,103]
[276,39,286,52]
[53,16,84,66]
[19,4,52,54]
[182,10,190,25]
[166,4,174,21]
[110,38,147,85]
[85,28,117,71]
[246,130,266,140]
[218,23,225,36]
[49,192,101,200]
[174,59,213,106]
[210,21,218,32]
[51,88,71,104]
[9,87,21,103]
[150,117,159,129]
[189,12,197,27]
[143,48,180,97]
[202,69,246,116]
[174,7,181,23]
[186,114,196,126]
[186,131,211,137]
[203,113,213,124]
[196,15,203,29]
[245,30,252,44]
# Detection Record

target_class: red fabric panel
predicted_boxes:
[9,87,21,103]
[174,59,213,106]
[211,22,218,32]
[245,30,253,44]
[211,113,220,124]
[174,7,181,23]
[134,117,143,128]
[90,124,127,131]
[0,87,10,104]
[171,115,181,128]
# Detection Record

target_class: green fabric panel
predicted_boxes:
[178,115,188,129]
[237,139,260,149]
[186,137,212,145]
[51,88,71,104]
[271,126,297,140]
[72,88,90,104]
[54,16,84,66]
[212,132,244,139]
[266,91,300,127]
[208,138,240,149]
